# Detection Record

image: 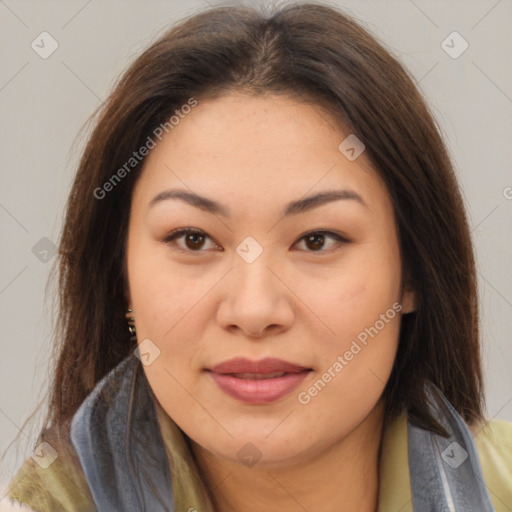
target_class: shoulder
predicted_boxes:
[5,423,95,512]
[472,418,512,511]
[0,496,36,511]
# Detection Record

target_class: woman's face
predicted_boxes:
[126,92,414,467]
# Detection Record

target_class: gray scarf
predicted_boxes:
[70,354,495,511]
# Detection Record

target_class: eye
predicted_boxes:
[162,228,349,254]
[294,230,349,253]
[162,228,219,253]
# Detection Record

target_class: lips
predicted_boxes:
[227,371,288,380]
[211,357,308,374]
[208,357,311,404]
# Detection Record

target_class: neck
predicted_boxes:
[190,401,385,512]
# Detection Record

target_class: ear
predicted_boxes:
[401,284,417,314]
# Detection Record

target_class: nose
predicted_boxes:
[216,258,296,339]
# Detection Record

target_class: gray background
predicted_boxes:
[1,0,511,500]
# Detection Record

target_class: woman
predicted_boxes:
[6,1,512,511]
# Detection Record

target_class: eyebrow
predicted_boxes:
[148,188,366,218]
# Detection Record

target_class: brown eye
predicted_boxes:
[184,232,205,250]
[163,229,348,254]
[295,231,348,252]
[163,228,218,253]
[304,233,326,251]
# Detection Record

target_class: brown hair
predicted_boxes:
[26,1,484,443]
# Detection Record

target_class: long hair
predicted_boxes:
[32,1,482,441]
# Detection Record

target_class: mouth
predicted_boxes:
[224,371,293,380]
[208,357,312,404]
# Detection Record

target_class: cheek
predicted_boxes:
[126,242,214,392]
[292,237,403,405]
[294,249,402,345]
[128,239,203,336]
[294,299,401,446]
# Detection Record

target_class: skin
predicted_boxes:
[126,92,415,512]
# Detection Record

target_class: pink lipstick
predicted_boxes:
[209,357,311,404]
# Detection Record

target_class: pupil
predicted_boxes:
[307,234,324,251]
[186,233,204,250]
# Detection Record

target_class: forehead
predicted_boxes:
[156,92,347,163]
[133,92,390,215]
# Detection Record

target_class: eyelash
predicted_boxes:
[161,228,350,255]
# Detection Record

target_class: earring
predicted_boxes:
[125,308,136,341]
